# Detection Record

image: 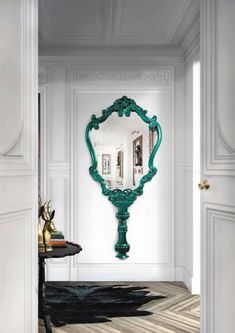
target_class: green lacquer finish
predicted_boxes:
[85,96,162,259]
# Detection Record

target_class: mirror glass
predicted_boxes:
[91,112,158,190]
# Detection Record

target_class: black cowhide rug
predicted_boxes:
[45,282,166,324]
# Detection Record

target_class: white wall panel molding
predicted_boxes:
[175,165,200,173]
[47,256,69,267]
[201,0,235,176]
[38,86,48,198]
[48,175,70,236]
[46,174,70,267]
[40,61,178,281]
[47,65,70,165]
[39,65,47,84]
[46,265,71,281]
[0,1,38,331]
[48,266,179,282]
[38,84,71,193]
[75,256,173,268]
[0,0,37,176]
[47,164,71,170]
[201,202,235,333]
[216,123,235,157]
[0,207,37,333]
[71,69,175,276]
[0,0,23,156]
[72,86,175,279]
[75,264,176,281]
[73,68,173,86]
[39,66,72,270]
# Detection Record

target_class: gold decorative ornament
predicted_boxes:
[38,205,45,253]
[38,198,56,252]
[38,196,45,253]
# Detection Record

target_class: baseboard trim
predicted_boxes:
[191,275,200,295]
[175,267,195,293]
[76,264,176,281]
[47,265,198,288]
[47,264,177,282]
[183,268,193,292]
[175,266,184,281]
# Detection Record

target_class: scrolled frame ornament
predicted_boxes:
[85,96,162,259]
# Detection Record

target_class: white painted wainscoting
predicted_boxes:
[200,1,235,331]
[0,1,38,332]
[39,61,187,282]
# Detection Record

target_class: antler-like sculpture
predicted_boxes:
[38,195,45,253]
[38,199,56,252]
[41,201,56,252]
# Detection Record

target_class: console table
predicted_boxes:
[38,242,82,333]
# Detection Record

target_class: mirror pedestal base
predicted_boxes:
[116,252,129,259]
[115,227,130,259]
[115,208,130,259]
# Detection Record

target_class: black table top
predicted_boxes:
[39,242,82,259]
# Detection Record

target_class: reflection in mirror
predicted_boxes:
[91,112,157,190]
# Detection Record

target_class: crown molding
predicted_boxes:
[166,0,194,43]
[39,44,184,64]
[182,15,200,51]
[39,0,56,42]
[170,0,200,45]
[39,56,185,67]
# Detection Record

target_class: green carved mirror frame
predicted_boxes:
[85,96,162,259]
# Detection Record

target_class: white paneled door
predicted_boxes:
[201,1,235,332]
[0,1,38,333]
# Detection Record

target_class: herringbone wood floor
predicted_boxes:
[39,282,200,333]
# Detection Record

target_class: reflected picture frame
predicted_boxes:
[102,154,111,174]
[133,135,143,186]
[133,135,143,167]
[117,149,124,179]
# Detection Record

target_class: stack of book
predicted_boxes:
[50,230,67,247]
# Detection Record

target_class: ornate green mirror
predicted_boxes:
[86,96,162,259]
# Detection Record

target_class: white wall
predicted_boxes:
[174,62,186,280]
[184,48,200,292]
[39,59,186,281]
[76,90,172,278]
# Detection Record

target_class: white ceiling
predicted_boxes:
[39,0,199,49]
